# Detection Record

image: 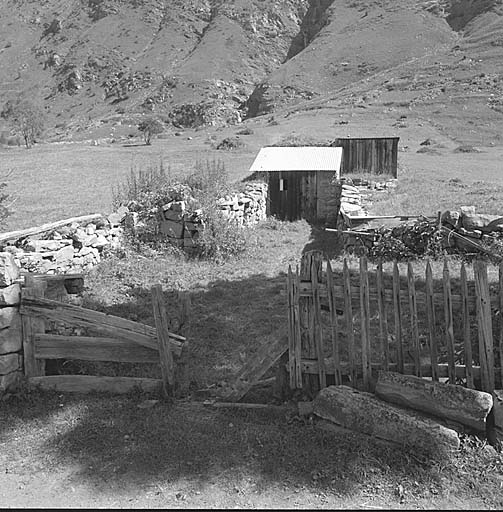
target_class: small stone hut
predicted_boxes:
[248,146,343,224]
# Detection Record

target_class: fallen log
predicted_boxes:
[375,371,493,432]
[0,214,104,244]
[313,385,460,459]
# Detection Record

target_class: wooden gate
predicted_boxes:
[287,251,502,396]
[20,277,187,396]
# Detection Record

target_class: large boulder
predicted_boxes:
[0,253,20,287]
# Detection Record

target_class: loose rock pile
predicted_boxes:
[0,211,127,274]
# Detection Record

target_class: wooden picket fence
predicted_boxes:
[20,275,188,396]
[287,251,502,396]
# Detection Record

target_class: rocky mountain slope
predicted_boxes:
[1,0,503,141]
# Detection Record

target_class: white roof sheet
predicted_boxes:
[249,146,342,172]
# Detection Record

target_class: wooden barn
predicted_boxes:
[248,146,342,223]
[331,137,399,177]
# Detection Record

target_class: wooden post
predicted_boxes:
[443,261,456,384]
[294,267,303,389]
[360,256,371,390]
[407,263,421,377]
[326,260,342,385]
[151,285,174,397]
[392,262,404,373]
[299,251,323,395]
[311,258,326,389]
[425,261,438,381]
[474,261,495,393]
[376,260,389,371]
[499,262,503,392]
[287,266,296,389]
[21,275,47,377]
[343,258,356,386]
[461,263,474,388]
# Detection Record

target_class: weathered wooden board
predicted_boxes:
[29,375,162,394]
[375,371,493,432]
[0,214,103,243]
[151,285,174,397]
[34,334,160,363]
[313,386,460,459]
[21,296,185,356]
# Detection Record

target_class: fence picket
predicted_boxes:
[294,267,303,389]
[425,261,438,381]
[392,262,404,373]
[443,261,456,384]
[360,256,371,389]
[376,260,389,371]
[326,260,342,385]
[311,258,326,389]
[499,262,503,391]
[461,263,474,388]
[287,266,296,389]
[407,262,421,377]
[343,258,356,385]
[474,261,495,393]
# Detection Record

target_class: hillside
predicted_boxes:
[1,0,503,145]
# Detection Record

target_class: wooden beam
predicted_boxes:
[151,285,174,397]
[20,296,185,356]
[29,375,162,394]
[300,358,502,386]
[34,334,160,363]
[0,214,104,244]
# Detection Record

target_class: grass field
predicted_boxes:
[3,114,503,507]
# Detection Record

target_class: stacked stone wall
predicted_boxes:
[0,253,22,394]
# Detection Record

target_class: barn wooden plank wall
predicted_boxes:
[332,137,399,177]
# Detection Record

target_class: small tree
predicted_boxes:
[138,117,164,145]
[1,100,45,149]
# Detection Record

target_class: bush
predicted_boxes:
[138,117,164,145]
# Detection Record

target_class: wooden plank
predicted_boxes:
[360,256,371,390]
[0,214,104,243]
[461,263,474,388]
[499,262,503,392]
[21,276,47,378]
[300,359,502,386]
[297,281,492,310]
[425,261,439,382]
[34,334,159,363]
[443,260,456,384]
[407,262,421,377]
[311,257,326,389]
[343,258,356,385]
[393,262,404,373]
[376,260,389,371]
[326,260,342,385]
[474,261,495,393]
[287,266,296,389]
[223,334,288,402]
[151,285,174,397]
[29,375,162,394]
[300,251,323,394]
[20,296,185,356]
[294,267,303,389]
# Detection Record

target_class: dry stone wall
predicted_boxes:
[0,253,22,394]
[158,182,268,249]
[0,210,127,274]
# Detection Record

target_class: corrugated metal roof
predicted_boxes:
[249,146,343,173]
